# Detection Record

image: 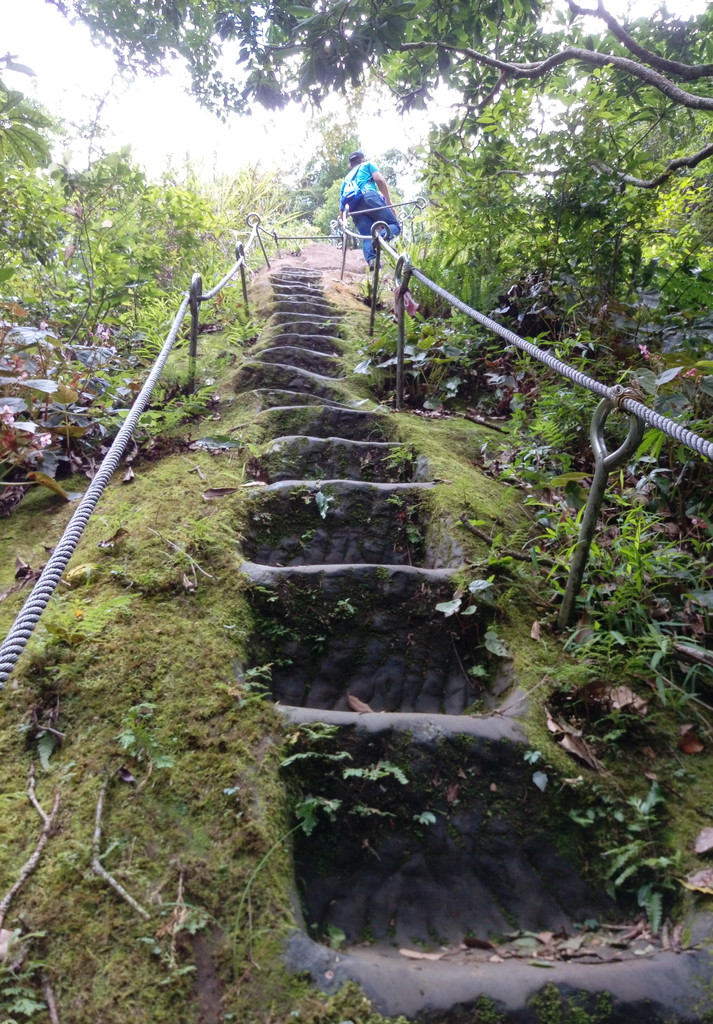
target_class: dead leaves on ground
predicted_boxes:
[545,712,601,772]
[396,919,679,967]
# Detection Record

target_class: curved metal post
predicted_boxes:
[235,242,249,311]
[340,212,349,281]
[247,213,270,268]
[368,221,388,337]
[188,272,202,392]
[394,254,413,410]
[557,399,645,630]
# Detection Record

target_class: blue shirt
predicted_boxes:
[340,161,381,208]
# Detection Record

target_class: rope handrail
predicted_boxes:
[408,264,713,461]
[0,220,261,687]
[353,234,712,463]
[358,238,711,628]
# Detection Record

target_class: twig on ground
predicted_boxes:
[147,527,213,579]
[91,782,150,921]
[463,410,510,433]
[458,514,554,567]
[0,765,60,930]
[42,975,61,1024]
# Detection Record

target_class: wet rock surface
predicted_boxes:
[238,252,708,1023]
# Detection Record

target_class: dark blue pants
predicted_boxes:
[350,192,401,263]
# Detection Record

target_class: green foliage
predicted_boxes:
[117,702,175,769]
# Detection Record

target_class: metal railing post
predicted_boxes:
[368,221,389,337]
[246,213,270,268]
[394,254,413,411]
[236,242,249,312]
[188,272,202,392]
[557,398,645,630]
[340,212,349,281]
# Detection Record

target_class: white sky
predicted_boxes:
[1,0,436,181]
[2,0,708,182]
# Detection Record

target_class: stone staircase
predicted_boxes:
[236,254,709,1024]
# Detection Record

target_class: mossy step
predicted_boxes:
[241,562,487,714]
[242,479,437,568]
[252,346,343,376]
[255,330,343,355]
[272,298,342,317]
[281,717,610,949]
[270,281,324,295]
[259,436,419,483]
[270,311,345,330]
[235,361,348,402]
[254,405,392,442]
[248,389,352,411]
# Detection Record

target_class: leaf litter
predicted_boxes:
[395,918,690,967]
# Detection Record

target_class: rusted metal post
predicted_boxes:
[340,212,349,281]
[394,254,413,411]
[247,213,270,268]
[188,272,202,392]
[235,242,249,312]
[557,398,645,630]
[368,221,388,337]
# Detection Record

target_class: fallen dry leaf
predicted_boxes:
[682,868,713,894]
[202,487,239,500]
[694,827,713,854]
[679,724,704,755]
[122,466,135,483]
[463,936,495,950]
[488,954,504,963]
[445,781,460,804]
[15,555,30,579]
[559,733,601,771]
[530,620,541,640]
[98,527,129,549]
[399,948,442,961]
[0,928,17,962]
[607,685,648,716]
[347,694,373,713]
[182,573,197,593]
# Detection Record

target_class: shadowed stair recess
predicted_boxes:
[238,252,712,1024]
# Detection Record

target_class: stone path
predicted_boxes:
[237,250,712,1023]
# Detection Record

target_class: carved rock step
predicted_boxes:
[257,331,342,355]
[235,361,347,403]
[241,562,485,714]
[272,297,342,317]
[251,346,342,377]
[270,282,324,297]
[243,480,439,568]
[280,715,610,948]
[259,436,420,483]
[254,405,392,443]
[270,311,344,331]
[269,271,322,283]
[249,390,351,411]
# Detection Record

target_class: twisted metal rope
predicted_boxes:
[409,267,713,461]
[0,295,189,687]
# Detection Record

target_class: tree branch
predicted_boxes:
[567,0,713,81]
[42,975,61,1024]
[397,42,713,112]
[91,782,150,921]
[592,140,713,187]
[0,765,60,931]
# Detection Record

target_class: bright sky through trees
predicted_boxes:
[3,0,436,180]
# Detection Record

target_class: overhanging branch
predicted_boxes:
[592,140,713,188]
[397,41,713,112]
[566,0,713,82]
